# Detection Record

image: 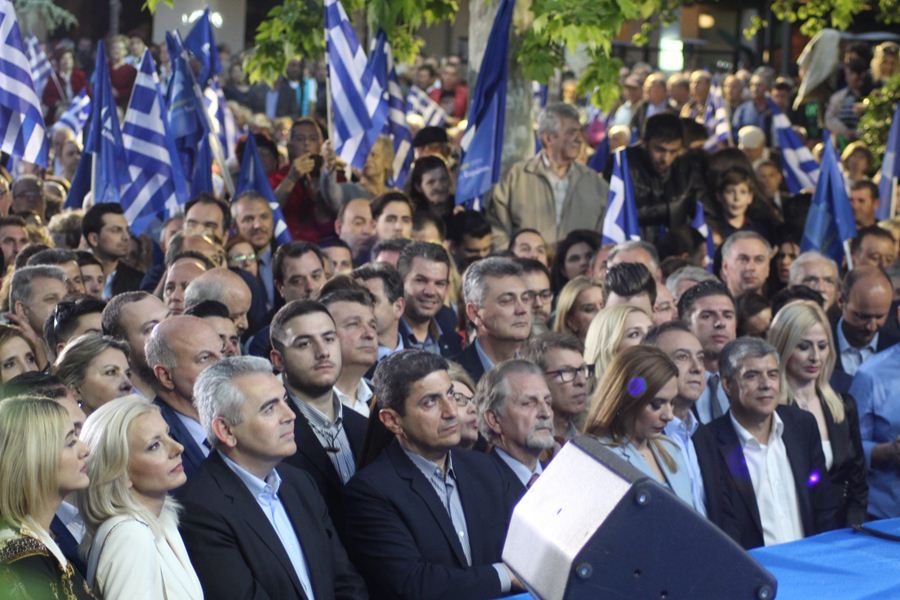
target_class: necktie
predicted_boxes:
[709,373,723,419]
[527,473,540,489]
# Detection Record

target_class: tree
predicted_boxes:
[12,0,77,33]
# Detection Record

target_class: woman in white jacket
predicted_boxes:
[77,395,203,599]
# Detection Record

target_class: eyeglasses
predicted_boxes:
[532,289,553,302]
[450,391,473,406]
[229,253,257,263]
[545,364,595,383]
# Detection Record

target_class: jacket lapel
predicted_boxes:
[715,420,763,536]
[279,478,325,600]
[289,403,342,490]
[154,398,205,476]
[779,409,814,534]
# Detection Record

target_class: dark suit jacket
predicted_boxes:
[343,440,516,600]
[110,261,145,296]
[153,397,207,479]
[177,451,367,600]
[829,319,900,394]
[453,342,487,384]
[247,80,300,118]
[397,306,463,359]
[693,405,840,549]
[824,393,868,526]
[50,515,86,577]
[283,398,367,533]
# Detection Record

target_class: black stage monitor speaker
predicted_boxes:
[502,435,777,600]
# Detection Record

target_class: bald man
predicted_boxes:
[145,315,224,478]
[184,268,253,335]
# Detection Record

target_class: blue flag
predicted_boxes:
[167,52,210,197]
[85,39,131,205]
[588,113,614,175]
[183,7,221,88]
[877,102,900,221]
[703,83,732,150]
[0,1,50,167]
[55,89,91,137]
[190,135,213,196]
[63,146,92,209]
[601,148,640,245]
[455,0,515,209]
[801,133,857,265]
[691,200,715,272]
[24,33,52,99]
[235,134,292,245]
[770,99,819,194]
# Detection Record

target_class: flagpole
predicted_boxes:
[844,240,853,271]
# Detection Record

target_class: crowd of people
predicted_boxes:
[0,27,899,600]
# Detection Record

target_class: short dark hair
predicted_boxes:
[447,210,491,245]
[771,284,824,316]
[850,179,879,200]
[185,192,232,231]
[716,167,753,195]
[642,112,683,144]
[319,283,375,310]
[26,248,77,267]
[397,241,451,280]
[519,331,583,370]
[273,241,325,284]
[736,292,771,337]
[371,238,411,259]
[373,349,448,415]
[508,228,544,252]
[101,291,154,340]
[82,203,125,240]
[643,320,693,346]
[412,210,446,240]
[336,190,373,222]
[319,237,352,252]
[371,191,414,221]
[677,279,734,319]
[850,225,894,255]
[75,249,102,270]
[270,300,334,353]
[15,244,50,269]
[44,295,107,352]
[514,257,551,279]
[184,299,232,320]
[604,262,657,305]
[0,215,27,230]
[170,250,216,271]
[352,262,404,304]
[2,372,68,400]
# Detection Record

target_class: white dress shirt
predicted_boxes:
[730,411,805,546]
[334,379,373,417]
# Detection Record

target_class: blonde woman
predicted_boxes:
[552,276,604,345]
[871,41,898,83]
[768,301,867,526]
[53,333,134,415]
[582,346,693,506]
[0,396,94,598]
[583,305,653,381]
[78,395,203,599]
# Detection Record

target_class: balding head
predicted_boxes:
[839,265,894,349]
[145,315,223,404]
[184,268,252,333]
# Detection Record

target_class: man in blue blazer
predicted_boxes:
[178,356,367,600]
[145,315,224,478]
[343,349,523,599]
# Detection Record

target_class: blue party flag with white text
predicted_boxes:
[183,7,221,88]
[801,133,857,265]
[235,133,292,245]
[602,148,641,245]
[877,101,900,221]
[167,51,211,196]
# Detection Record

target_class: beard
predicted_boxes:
[524,419,556,450]
[285,368,335,399]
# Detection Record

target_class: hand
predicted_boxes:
[872,439,900,467]
[4,311,48,370]
[322,140,345,172]
[289,154,317,179]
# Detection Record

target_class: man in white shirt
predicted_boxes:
[693,337,839,549]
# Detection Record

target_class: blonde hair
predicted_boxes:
[583,305,648,380]
[53,333,130,396]
[871,41,899,81]
[0,396,69,531]
[77,395,178,548]
[767,301,845,423]
[552,276,602,337]
[583,346,679,471]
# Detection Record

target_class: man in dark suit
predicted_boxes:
[475,359,554,498]
[830,265,898,393]
[145,315,223,478]
[81,203,144,297]
[693,337,839,550]
[270,299,367,531]
[396,241,463,359]
[343,349,524,599]
[179,356,366,599]
[455,257,532,383]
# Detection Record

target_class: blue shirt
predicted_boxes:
[494,447,542,488]
[377,335,404,362]
[473,338,495,373]
[258,247,275,311]
[849,344,900,519]
[694,372,728,424]
[664,412,707,516]
[399,317,443,356]
[220,454,316,597]
[174,411,210,456]
[836,318,879,377]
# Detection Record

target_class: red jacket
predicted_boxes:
[269,166,336,243]
[429,84,468,119]
[41,69,88,124]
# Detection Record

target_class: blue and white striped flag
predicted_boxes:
[364,30,413,187]
[770,99,819,194]
[691,200,715,272]
[24,33,51,99]
[801,132,856,266]
[325,0,377,170]
[601,148,641,245]
[703,83,732,150]
[121,50,189,234]
[203,79,236,162]
[54,88,90,137]
[877,101,900,221]
[406,85,446,128]
[236,133,291,245]
[0,2,49,167]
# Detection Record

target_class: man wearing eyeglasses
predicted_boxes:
[475,359,554,498]
[515,257,553,329]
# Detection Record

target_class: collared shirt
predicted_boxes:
[836,318,878,377]
[174,411,211,456]
[849,343,900,518]
[473,338,495,373]
[220,453,315,598]
[695,371,728,424]
[664,412,707,516]
[729,411,805,546]
[265,88,279,119]
[494,447,542,488]
[258,247,275,310]
[540,151,570,223]
[56,501,85,543]
[400,317,443,356]
[334,379,373,418]
[288,388,356,484]
[377,335,404,362]
[102,271,116,300]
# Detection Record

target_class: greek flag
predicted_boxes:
[703,84,732,150]
[85,39,130,205]
[121,50,189,234]
[602,148,641,245]
[455,0,515,208]
[0,1,49,167]
[325,0,377,169]
[183,7,221,88]
[801,132,856,266]
[24,33,51,99]
[691,200,715,272]
[235,133,292,245]
[54,89,90,137]
[877,101,900,221]
[770,99,819,194]
[364,30,413,187]
[204,79,236,162]
[407,85,446,128]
